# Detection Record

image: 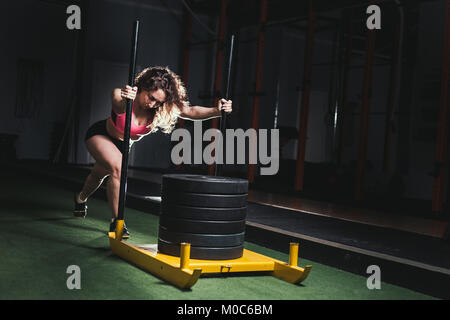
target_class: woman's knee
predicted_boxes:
[90,163,110,181]
[86,135,122,171]
[108,163,121,180]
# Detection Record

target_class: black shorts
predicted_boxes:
[85,119,131,154]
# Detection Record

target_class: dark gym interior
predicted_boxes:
[1,0,450,301]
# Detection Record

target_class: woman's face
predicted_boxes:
[137,88,166,109]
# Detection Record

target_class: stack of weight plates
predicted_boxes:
[158,174,248,260]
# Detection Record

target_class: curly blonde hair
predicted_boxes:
[134,66,189,134]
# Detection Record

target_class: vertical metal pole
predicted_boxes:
[116,20,139,240]
[294,0,315,191]
[432,0,450,213]
[215,35,235,176]
[208,0,227,176]
[355,4,376,201]
[383,22,401,172]
[337,9,354,166]
[248,0,268,183]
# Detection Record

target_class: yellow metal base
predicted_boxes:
[109,232,312,290]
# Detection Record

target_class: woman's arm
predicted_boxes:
[179,99,232,120]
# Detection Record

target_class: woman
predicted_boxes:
[73,66,232,238]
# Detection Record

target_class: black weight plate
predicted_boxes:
[162,174,248,194]
[159,216,246,234]
[162,191,247,208]
[158,239,244,260]
[158,227,245,247]
[161,203,247,221]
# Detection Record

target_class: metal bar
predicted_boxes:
[355,3,376,201]
[215,35,235,176]
[432,0,450,213]
[248,0,267,183]
[207,0,227,176]
[337,9,354,166]
[294,0,315,191]
[383,22,401,172]
[116,20,140,238]
[224,35,235,102]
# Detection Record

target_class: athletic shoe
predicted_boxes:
[73,193,88,218]
[110,219,130,239]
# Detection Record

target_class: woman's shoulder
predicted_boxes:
[111,88,126,114]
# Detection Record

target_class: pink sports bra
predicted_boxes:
[110,103,154,136]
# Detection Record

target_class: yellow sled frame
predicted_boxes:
[109,226,312,290]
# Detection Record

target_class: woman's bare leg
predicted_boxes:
[78,162,109,202]
[105,169,121,219]
[83,135,123,219]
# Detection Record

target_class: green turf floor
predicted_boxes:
[0,169,437,300]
